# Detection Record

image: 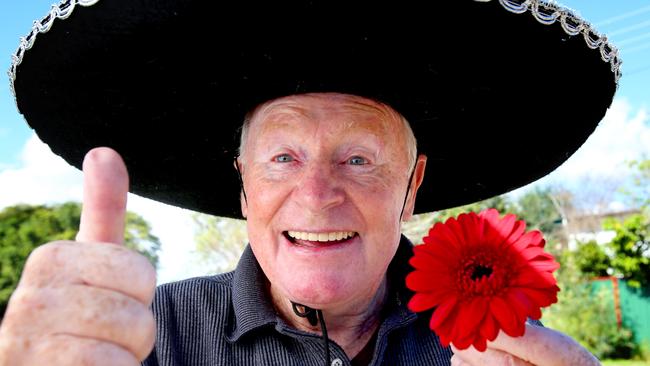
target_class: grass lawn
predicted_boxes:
[602,360,649,366]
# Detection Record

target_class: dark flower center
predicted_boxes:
[470,264,493,281]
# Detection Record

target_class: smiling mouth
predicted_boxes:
[283,231,358,247]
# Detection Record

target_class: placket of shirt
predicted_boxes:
[275,323,351,366]
[368,293,418,365]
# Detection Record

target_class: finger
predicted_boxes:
[452,344,534,366]
[450,354,467,366]
[76,147,129,245]
[21,241,156,304]
[31,334,140,366]
[488,324,600,366]
[9,285,155,361]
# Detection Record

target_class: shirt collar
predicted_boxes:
[226,235,418,342]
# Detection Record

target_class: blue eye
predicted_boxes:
[348,156,367,165]
[274,154,294,163]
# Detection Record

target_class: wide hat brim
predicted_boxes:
[11,0,619,218]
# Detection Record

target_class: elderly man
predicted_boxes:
[2,0,619,365]
[0,92,600,365]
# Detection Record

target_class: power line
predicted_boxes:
[617,32,650,47]
[595,5,650,27]
[623,42,650,55]
[624,64,650,76]
[608,19,650,37]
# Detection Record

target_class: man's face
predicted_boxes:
[240,93,421,309]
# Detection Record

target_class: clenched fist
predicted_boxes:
[0,148,156,365]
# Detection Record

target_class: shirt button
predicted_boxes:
[331,358,343,366]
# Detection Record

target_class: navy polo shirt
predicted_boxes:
[143,236,453,365]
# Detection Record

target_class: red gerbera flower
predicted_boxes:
[406,208,560,352]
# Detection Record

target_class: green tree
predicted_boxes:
[402,195,513,244]
[624,159,650,210]
[512,186,563,244]
[573,240,611,278]
[0,202,160,316]
[603,214,650,288]
[192,213,248,274]
[543,251,639,360]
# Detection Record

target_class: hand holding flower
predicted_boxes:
[406,209,560,351]
[450,323,601,366]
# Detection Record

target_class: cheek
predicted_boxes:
[352,174,406,218]
[245,172,291,221]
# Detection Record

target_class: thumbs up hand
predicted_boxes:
[0,148,156,365]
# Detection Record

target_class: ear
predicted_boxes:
[234,158,248,219]
[401,154,427,222]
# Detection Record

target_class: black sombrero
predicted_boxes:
[10,0,620,218]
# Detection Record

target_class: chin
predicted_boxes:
[279,268,358,308]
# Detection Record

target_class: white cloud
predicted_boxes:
[550,98,649,181]
[508,98,650,200]
[0,134,201,284]
[0,134,83,207]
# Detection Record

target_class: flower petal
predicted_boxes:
[481,209,508,247]
[494,213,517,245]
[459,212,481,247]
[425,222,462,253]
[405,270,453,292]
[511,267,557,289]
[503,219,526,245]
[473,335,488,352]
[511,230,544,252]
[455,297,489,341]
[408,292,446,312]
[489,296,520,337]
[444,217,468,250]
[518,287,559,308]
[410,247,454,271]
[526,258,560,272]
[429,296,459,330]
[479,311,499,341]
[504,290,529,336]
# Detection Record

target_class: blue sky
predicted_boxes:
[1,1,649,282]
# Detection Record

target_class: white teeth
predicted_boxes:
[287,231,356,242]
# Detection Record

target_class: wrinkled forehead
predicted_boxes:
[249,93,404,136]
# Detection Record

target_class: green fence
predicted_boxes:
[593,277,650,345]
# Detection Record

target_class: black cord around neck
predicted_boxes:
[292,302,330,366]
[234,156,248,205]
[399,164,417,220]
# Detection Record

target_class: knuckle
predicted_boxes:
[22,241,74,283]
[3,287,48,327]
[138,259,157,303]
[503,353,520,366]
[131,307,156,361]
[122,250,157,303]
[36,335,139,366]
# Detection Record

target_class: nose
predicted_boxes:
[294,162,345,213]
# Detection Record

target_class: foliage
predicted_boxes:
[403,187,564,248]
[123,211,162,269]
[602,361,650,366]
[402,195,513,244]
[574,240,612,278]
[0,202,160,316]
[543,252,639,360]
[623,159,650,210]
[603,214,650,288]
[512,186,563,238]
[192,213,248,274]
